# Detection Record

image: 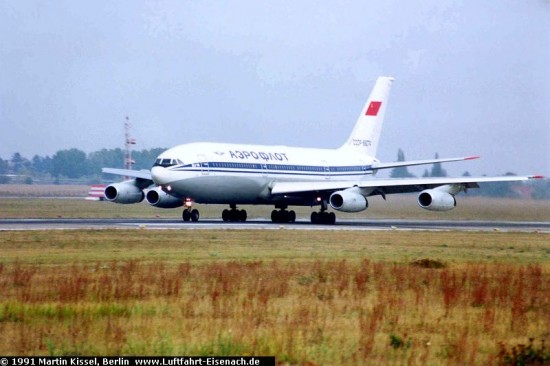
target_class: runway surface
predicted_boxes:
[1,218,549,232]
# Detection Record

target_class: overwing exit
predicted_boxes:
[102,77,543,224]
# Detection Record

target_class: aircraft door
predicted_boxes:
[322,160,330,180]
[199,154,209,175]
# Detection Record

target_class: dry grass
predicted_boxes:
[0,230,549,364]
[0,184,89,197]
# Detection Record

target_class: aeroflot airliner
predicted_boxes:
[102,76,543,224]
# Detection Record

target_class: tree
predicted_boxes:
[429,153,447,177]
[31,155,53,174]
[532,179,550,200]
[132,148,166,170]
[88,148,124,174]
[0,157,9,174]
[11,152,30,173]
[52,148,88,178]
[389,149,415,178]
[479,172,517,198]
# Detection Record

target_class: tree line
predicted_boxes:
[390,149,548,199]
[0,147,547,199]
[0,148,165,184]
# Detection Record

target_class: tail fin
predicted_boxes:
[339,76,394,157]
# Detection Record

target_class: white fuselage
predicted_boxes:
[151,142,378,205]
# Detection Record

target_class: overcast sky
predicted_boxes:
[1,0,549,176]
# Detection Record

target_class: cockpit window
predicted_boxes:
[153,158,182,167]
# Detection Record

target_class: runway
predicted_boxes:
[1,218,549,232]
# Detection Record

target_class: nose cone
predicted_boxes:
[151,166,171,185]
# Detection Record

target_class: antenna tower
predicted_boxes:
[124,116,136,170]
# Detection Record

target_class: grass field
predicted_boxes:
[1,195,549,222]
[1,186,549,364]
[1,229,549,364]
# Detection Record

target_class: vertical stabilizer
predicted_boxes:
[339,76,394,157]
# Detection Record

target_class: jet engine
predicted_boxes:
[104,180,145,204]
[417,189,456,211]
[146,188,184,208]
[329,189,368,212]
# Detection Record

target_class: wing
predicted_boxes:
[271,175,543,196]
[371,156,479,170]
[102,168,153,181]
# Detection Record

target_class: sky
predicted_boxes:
[1,0,549,177]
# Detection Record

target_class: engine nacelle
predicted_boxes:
[329,189,368,213]
[146,188,184,208]
[104,181,145,204]
[417,189,456,211]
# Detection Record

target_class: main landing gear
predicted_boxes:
[222,204,247,222]
[271,209,296,223]
[310,198,336,225]
[310,211,336,225]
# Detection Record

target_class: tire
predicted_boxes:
[222,209,230,222]
[271,210,279,223]
[239,209,247,222]
[288,210,296,223]
[328,212,336,225]
[182,210,191,222]
[311,211,319,224]
[191,209,200,222]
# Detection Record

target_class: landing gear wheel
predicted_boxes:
[271,209,296,223]
[288,210,296,223]
[327,212,336,225]
[191,209,200,222]
[310,211,336,225]
[222,207,247,222]
[182,209,191,222]
[311,211,319,224]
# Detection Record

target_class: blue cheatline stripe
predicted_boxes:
[171,161,374,177]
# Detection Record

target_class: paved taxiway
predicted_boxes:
[0,218,549,232]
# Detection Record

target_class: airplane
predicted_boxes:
[102,76,543,224]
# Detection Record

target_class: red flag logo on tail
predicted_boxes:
[365,101,382,116]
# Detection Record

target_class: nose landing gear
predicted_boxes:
[182,208,199,222]
[181,198,199,222]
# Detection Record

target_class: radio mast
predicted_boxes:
[124,116,136,171]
